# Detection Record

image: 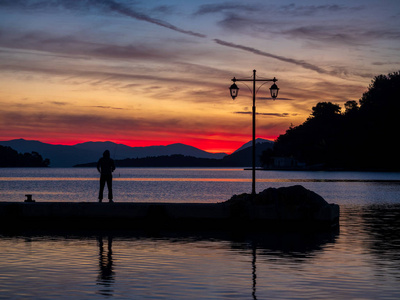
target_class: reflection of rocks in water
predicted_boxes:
[97,236,115,297]
[362,204,400,263]
[229,229,339,261]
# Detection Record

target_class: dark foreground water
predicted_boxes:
[1,168,400,299]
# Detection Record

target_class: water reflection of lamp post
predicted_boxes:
[229,70,279,195]
[252,243,257,300]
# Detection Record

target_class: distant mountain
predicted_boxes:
[233,138,274,153]
[0,139,227,167]
[77,141,274,168]
[0,139,93,168]
[0,138,274,168]
[74,142,227,160]
[223,141,274,167]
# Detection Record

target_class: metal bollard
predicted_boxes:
[25,194,35,202]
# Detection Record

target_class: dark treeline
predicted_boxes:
[77,154,230,168]
[75,143,274,168]
[117,154,229,167]
[0,146,50,167]
[261,71,400,170]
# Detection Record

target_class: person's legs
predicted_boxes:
[99,175,106,202]
[106,175,113,202]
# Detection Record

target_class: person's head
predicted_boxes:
[103,150,110,158]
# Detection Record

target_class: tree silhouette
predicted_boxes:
[0,146,50,167]
[262,71,400,170]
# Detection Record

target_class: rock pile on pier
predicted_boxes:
[225,185,338,226]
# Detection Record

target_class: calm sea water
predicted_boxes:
[1,168,400,299]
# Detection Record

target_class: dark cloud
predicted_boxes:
[278,4,362,17]
[0,59,229,105]
[0,108,179,135]
[281,26,356,45]
[195,3,362,33]
[0,29,181,63]
[0,29,172,59]
[0,0,94,13]
[198,2,397,50]
[194,3,257,15]
[0,103,252,141]
[88,105,124,110]
[217,12,275,32]
[257,97,294,101]
[280,26,400,46]
[152,5,175,14]
[372,61,400,66]
[50,101,67,106]
[195,3,360,17]
[1,1,383,83]
[234,112,294,118]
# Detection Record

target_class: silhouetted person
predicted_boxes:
[97,150,115,202]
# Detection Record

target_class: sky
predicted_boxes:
[0,0,399,153]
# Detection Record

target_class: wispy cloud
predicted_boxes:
[234,112,296,117]
[194,3,257,15]
[280,26,400,46]
[0,59,212,88]
[0,0,207,38]
[88,105,124,110]
[0,1,376,81]
[199,3,397,50]
[91,0,207,38]
[214,39,331,75]
[195,3,360,17]
[213,38,375,79]
[278,3,362,17]
[50,101,68,106]
[0,30,175,62]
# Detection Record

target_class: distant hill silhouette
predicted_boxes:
[233,138,273,153]
[75,142,274,168]
[0,138,274,167]
[222,142,273,166]
[0,139,97,167]
[74,141,227,160]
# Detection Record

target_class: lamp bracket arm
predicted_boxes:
[238,81,253,95]
[255,81,271,95]
[234,78,277,82]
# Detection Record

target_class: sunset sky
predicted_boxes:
[1,0,399,153]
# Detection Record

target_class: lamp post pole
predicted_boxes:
[229,70,279,195]
[251,70,257,196]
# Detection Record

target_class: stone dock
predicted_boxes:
[0,185,339,232]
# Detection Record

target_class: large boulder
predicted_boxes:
[224,185,338,224]
[226,185,327,206]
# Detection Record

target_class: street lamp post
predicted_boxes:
[229,70,279,195]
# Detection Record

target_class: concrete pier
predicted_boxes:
[0,186,339,232]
